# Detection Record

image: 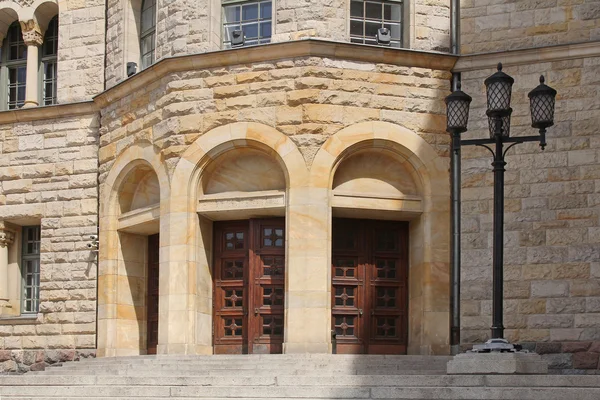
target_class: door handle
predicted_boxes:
[254,308,259,316]
[358,309,363,316]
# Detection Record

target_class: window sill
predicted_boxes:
[0,314,40,324]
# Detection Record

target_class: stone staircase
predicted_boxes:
[1,354,600,399]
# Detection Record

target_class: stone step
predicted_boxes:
[2,374,600,387]
[31,368,446,376]
[50,362,449,371]
[2,385,600,399]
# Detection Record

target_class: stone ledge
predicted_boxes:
[454,40,600,72]
[0,314,40,325]
[447,352,549,375]
[0,101,97,124]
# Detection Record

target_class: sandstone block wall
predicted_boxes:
[0,112,100,373]
[98,56,451,177]
[57,0,106,102]
[413,0,450,52]
[460,0,600,54]
[460,56,600,371]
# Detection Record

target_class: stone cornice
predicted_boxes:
[94,39,459,107]
[454,41,600,72]
[0,101,97,124]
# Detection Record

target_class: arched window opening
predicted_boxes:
[140,0,156,69]
[2,22,27,109]
[41,16,58,105]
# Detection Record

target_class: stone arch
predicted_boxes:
[97,143,169,357]
[162,122,307,355]
[311,121,450,355]
[102,142,169,217]
[28,0,58,33]
[0,2,20,42]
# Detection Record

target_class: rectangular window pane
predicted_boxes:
[365,2,382,19]
[350,20,364,36]
[260,1,272,18]
[384,3,401,21]
[242,3,259,20]
[223,5,240,23]
[351,1,364,17]
[365,21,381,37]
[260,21,271,38]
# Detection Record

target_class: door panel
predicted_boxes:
[147,234,160,354]
[214,222,249,354]
[332,219,408,354]
[213,219,285,354]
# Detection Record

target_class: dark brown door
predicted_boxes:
[147,233,160,354]
[213,219,285,354]
[332,219,408,354]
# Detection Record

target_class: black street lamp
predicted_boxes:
[446,63,557,351]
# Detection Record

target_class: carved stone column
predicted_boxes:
[20,20,43,108]
[0,221,16,308]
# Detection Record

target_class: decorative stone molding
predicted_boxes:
[20,20,43,47]
[0,223,15,248]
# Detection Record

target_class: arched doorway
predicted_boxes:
[331,149,419,354]
[312,121,451,355]
[199,147,287,354]
[98,143,168,358]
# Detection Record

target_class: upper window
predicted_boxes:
[140,0,156,69]
[3,22,27,109]
[222,0,272,48]
[350,0,403,48]
[42,16,58,105]
[21,226,41,314]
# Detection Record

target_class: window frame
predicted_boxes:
[40,15,58,106]
[0,22,28,110]
[349,0,406,48]
[21,226,41,315]
[140,0,157,70]
[221,0,273,49]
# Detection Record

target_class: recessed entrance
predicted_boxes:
[332,218,409,354]
[213,218,285,354]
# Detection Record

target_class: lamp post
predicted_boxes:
[445,63,557,351]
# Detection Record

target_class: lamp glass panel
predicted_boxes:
[530,93,555,127]
[447,99,470,131]
[486,81,512,112]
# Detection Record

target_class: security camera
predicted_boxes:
[90,235,98,240]
[376,27,391,45]
[87,242,98,249]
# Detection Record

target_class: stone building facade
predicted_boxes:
[0,0,598,373]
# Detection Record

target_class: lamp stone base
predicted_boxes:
[447,352,548,375]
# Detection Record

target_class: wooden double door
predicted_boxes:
[147,234,160,354]
[213,219,285,354]
[332,219,409,354]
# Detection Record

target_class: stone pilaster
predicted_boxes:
[20,20,43,108]
[0,221,16,310]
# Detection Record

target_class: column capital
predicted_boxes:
[0,221,16,248]
[20,20,43,47]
